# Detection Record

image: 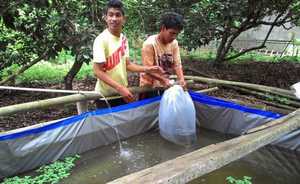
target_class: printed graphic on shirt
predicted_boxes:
[92,29,129,96]
[103,37,127,71]
[157,53,174,75]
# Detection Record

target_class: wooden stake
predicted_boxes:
[76,101,89,114]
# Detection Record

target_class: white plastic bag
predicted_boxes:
[159,85,197,145]
[291,82,300,99]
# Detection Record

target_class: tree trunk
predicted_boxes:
[64,54,84,90]
[214,33,228,66]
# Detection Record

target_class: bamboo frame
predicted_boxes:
[0,86,154,116]
[173,75,297,100]
[0,84,209,117]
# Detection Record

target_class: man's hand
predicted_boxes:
[179,79,187,90]
[161,78,172,88]
[145,66,165,74]
[116,85,135,103]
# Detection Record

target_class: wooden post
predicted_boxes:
[76,101,89,114]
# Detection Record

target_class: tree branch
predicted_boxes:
[225,14,282,61]
[0,50,48,85]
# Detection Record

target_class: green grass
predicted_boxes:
[15,48,140,84]
[181,49,216,61]
[14,61,93,84]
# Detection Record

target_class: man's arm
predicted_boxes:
[173,42,186,89]
[141,44,170,87]
[126,59,163,74]
[174,64,186,88]
[93,63,135,102]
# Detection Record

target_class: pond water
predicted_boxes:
[60,128,300,184]
[189,146,300,184]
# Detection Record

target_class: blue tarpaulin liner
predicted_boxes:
[0,91,299,178]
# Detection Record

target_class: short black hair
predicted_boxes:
[160,12,184,31]
[105,0,125,15]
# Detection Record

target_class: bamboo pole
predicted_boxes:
[175,75,298,101]
[245,110,300,134]
[0,86,102,115]
[0,80,194,96]
[0,86,100,95]
[0,86,153,116]
[0,84,202,117]
[227,98,292,115]
[0,93,100,117]
[219,98,267,110]
[259,99,296,111]
[195,87,219,93]
[233,94,296,111]
[0,79,197,116]
[108,109,300,184]
[218,95,293,114]
[227,85,300,108]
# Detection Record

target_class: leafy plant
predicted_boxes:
[0,64,20,80]
[1,0,106,88]
[226,176,252,184]
[1,155,80,184]
[51,49,75,65]
[265,93,290,105]
[181,49,216,61]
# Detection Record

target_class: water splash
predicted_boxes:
[97,93,125,156]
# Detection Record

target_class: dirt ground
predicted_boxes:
[1,60,300,132]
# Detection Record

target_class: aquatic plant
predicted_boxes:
[1,155,80,184]
[226,176,252,184]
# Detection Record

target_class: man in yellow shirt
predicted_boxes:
[93,0,163,108]
[140,12,186,99]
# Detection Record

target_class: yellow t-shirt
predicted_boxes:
[140,35,181,87]
[93,29,129,96]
